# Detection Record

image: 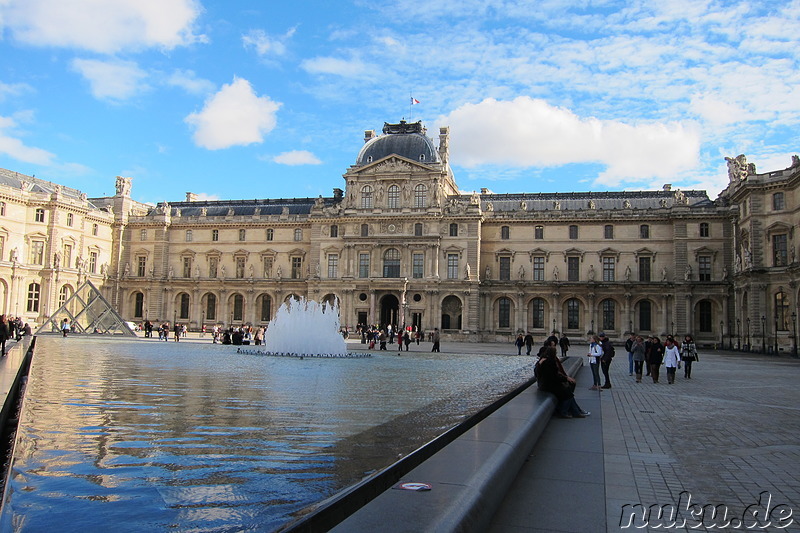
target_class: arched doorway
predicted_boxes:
[380,294,399,329]
[442,295,462,330]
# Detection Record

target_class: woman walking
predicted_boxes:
[632,335,646,383]
[681,334,698,378]
[588,335,603,390]
[663,338,681,384]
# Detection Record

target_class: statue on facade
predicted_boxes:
[465,263,471,279]
[722,266,729,280]
[315,262,321,278]
[485,265,491,280]
[553,265,559,281]
[624,265,631,281]
[115,176,132,196]
[10,247,19,263]
[661,266,668,281]
[792,155,800,168]
[725,154,755,182]
[684,265,692,281]
[588,200,595,209]
[275,266,282,279]
[249,264,255,278]
[53,252,61,269]
[194,265,200,278]
[123,262,131,277]
[518,264,526,279]
[168,265,174,279]
[734,253,742,273]
[743,247,752,269]
[588,264,595,281]
[623,199,631,209]
[220,265,226,279]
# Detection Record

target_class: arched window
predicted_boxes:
[698,300,712,332]
[388,185,400,208]
[59,285,72,308]
[775,291,789,330]
[414,184,427,208]
[638,300,652,331]
[383,248,401,278]
[601,299,616,331]
[566,298,580,330]
[260,294,272,322]
[27,282,40,313]
[233,294,244,322]
[134,292,144,318]
[498,297,511,328]
[205,293,217,321]
[531,298,545,329]
[179,293,190,319]
[361,185,373,209]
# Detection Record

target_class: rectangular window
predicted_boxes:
[639,257,651,282]
[602,300,615,331]
[35,208,45,222]
[414,223,422,236]
[447,254,459,279]
[773,192,785,211]
[412,252,424,278]
[209,257,218,278]
[604,225,613,239]
[361,224,369,237]
[239,229,246,241]
[137,256,146,277]
[534,226,543,240]
[30,241,44,265]
[699,223,709,237]
[140,229,147,241]
[327,254,338,278]
[602,256,615,281]
[235,257,246,278]
[66,213,73,226]
[359,253,370,278]
[212,229,219,241]
[533,256,545,281]
[501,226,510,240]
[185,230,193,242]
[263,257,273,278]
[266,228,273,241]
[27,283,40,312]
[773,234,788,267]
[640,225,650,239]
[499,257,511,281]
[92,224,98,236]
[531,299,544,329]
[330,225,338,238]
[567,256,579,281]
[291,257,302,278]
[89,251,97,273]
[569,225,578,239]
[294,229,303,241]
[183,257,192,278]
[698,256,712,281]
[449,223,458,237]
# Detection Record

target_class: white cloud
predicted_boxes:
[0,80,29,101]
[193,192,220,201]
[689,94,746,126]
[71,58,149,101]
[0,115,55,165]
[301,56,367,77]
[273,150,322,166]
[184,77,281,150]
[242,27,295,56]
[0,0,205,54]
[441,97,700,186]
[166,69,215,95]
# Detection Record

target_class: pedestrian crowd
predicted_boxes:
[0,314,32,356]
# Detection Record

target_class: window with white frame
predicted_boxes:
[414,184,427,208]
[30,240,44,265]
[66,213,73,226]
[89,251,97,273]
[533,256,545,281]
[327,254,339,278]
[602,256,615,281]
[27,282,40,312]
[388,185,399,208]
[294,228,303,241]
[698,255,711,281]
[446,253,459,279]
[137,255,147,277]
[35,208,45,223]
[359,252,370,278]
[140,229,147,241]
[412,252,424,278]
[361,185,373,209]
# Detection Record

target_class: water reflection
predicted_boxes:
[1,337,535,531]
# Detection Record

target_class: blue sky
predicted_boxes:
[0,0,798,205]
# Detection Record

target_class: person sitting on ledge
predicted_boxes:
[537,346,590,419]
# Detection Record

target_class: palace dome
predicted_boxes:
[356,121,440,165]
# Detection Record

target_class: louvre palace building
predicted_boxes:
[0,120,798,352]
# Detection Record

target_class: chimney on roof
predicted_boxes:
[364,130,376,143]
[186,192,198,202]
[663,184,672,191]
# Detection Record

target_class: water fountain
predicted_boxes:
[257,297,352,357]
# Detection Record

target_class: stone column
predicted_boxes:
[516,291,525,332]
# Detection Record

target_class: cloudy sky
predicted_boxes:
[0,0,798,204]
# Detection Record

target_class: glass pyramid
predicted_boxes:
[36,280,136,336]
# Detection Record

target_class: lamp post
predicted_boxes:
[746,317,751,350]
[736,318,741,351]
[719,320,724,348]
[201,310,205,337]
[761,315,766,354]
[792,312,798,357]
[774,311,779,355]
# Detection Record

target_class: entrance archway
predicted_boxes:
[380,294,399,329]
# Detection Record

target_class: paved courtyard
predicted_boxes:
[489,347,800,532]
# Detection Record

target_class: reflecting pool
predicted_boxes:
[0,337,535,531]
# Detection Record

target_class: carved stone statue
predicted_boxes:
[115,176,132,196]
[553,265,559,281]
[661,266,668,281]
[624,265,631,281]
[734,254,742,273]
[315,262,321,278]
[623,199,631,209]
[249,264,255,278]
[123,262,131,277]
[10,247,18,263]
[518,264,525,279]
[588,264,595,281]
[53,252,61,269]
[485,265,491,280]
[168,265,174,279]
[722,266,729,280]
[220,265,226,279]
[588,200,595,209]
[485,202,493,211]
[194,265,200,278]
[465,263,471,279]
[684,265,692,281]
[792,155,800,168]
[553,201,561,210]
[275,266,282,279]
[743,247,752,269]
[725,154,756,182]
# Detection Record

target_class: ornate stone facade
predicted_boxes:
[1,122,798,351]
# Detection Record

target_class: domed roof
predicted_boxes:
[356,121,440,166]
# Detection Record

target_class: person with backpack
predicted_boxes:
[599,332,615,389]
[625,332,636,376]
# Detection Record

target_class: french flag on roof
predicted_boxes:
[411,97,420,105]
